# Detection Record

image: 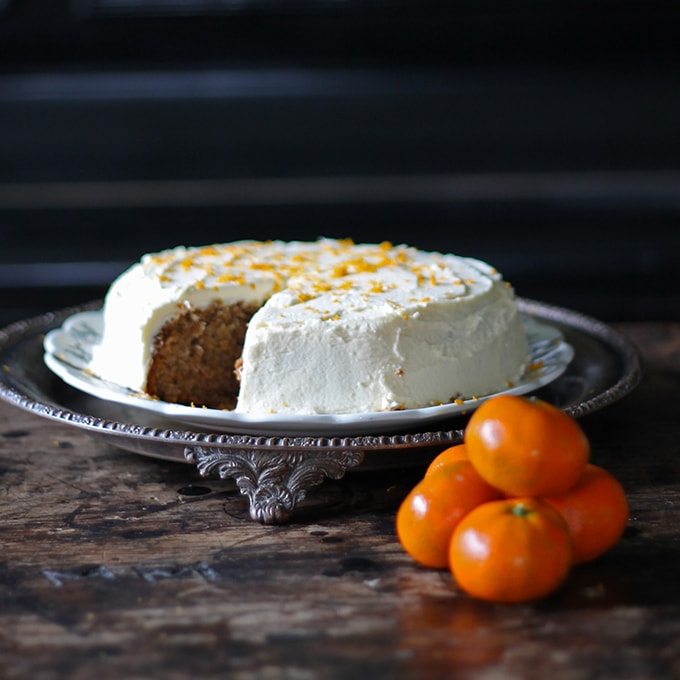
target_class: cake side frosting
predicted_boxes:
[88,242,280,393]
[235,245,529,414]
[88,238,529,415]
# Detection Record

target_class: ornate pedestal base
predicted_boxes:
[185,446,365,524]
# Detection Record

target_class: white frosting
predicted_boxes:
[89,239,529,415]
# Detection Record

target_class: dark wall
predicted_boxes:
[1,1,679,323]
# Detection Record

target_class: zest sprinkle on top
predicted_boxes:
[145,240,499,314]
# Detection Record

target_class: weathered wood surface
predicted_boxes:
[0,322,679,680]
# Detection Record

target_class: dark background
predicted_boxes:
[1,0,679,325]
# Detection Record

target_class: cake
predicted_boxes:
[88,239,529,415]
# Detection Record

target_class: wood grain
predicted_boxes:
[0,322,679,679]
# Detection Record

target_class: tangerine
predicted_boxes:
[396,459,503,569]
[449,497,573,603]
[425,444,468,477]
[544,463,629,564]
[464,395,589,497]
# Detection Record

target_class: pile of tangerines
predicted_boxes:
[396,394,629,603]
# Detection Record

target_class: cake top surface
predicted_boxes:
[135,238,505,324]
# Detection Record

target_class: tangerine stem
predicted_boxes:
[511,501,533,518]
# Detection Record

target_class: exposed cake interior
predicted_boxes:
[145,300,258,410]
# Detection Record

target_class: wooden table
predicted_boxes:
[0,321,679,680]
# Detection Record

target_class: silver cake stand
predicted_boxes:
[0,299,642,524]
